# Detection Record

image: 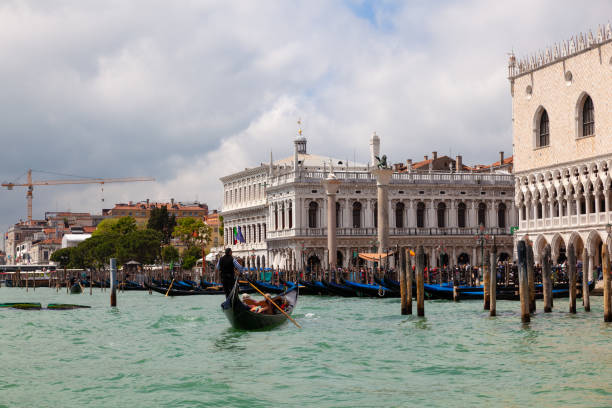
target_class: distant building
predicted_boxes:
[218,134,515,271]
[103,199,209,226]
[204,211,222,256]
[61,233,92,248]
[5,212,101,265]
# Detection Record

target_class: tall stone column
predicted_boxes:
[322,173,341,270]
[372,168,393,254]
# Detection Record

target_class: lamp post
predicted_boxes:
[250,248,255,279]
[300,242,305,281]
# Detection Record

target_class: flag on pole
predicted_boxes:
[232,227,238,244]
[237,226,246,243]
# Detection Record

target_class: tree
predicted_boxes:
[173,217,212,249]
[181,246,202,270]
[117,229,162,264]
[147,206,176,244]
[50,248,72,268]
[162,245,179,263]
[93,217,137,237]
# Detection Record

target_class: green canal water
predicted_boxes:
[1,288,611,407]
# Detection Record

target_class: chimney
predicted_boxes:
[146,198,150,206]
[432,151,438,160]
[424,155,428,161]
[171,198,175,206]
[456,155,463,172]
[406,159,412,171]
[499,151,504,166]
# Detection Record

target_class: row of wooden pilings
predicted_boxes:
[398,242,612,322]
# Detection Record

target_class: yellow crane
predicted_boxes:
[2,169,155,222]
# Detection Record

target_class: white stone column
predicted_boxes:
[372,169,393,253]
[323,174,340,270]
[605,188,611,213]
[595,191,601,213]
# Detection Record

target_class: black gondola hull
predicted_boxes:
[221,280,298,330]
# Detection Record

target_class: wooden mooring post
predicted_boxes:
[416,246,425,317]
[603,242,611,322]
[542,244,553,313]
[400,249,411,315]
[527,244,536,313]
[490,248,497,317]
[567,243,577,314]
[483,250,490,310]
[582,249,590,312]
[517,240,530,323]
[406,251,413,314]
[110,258,117,307]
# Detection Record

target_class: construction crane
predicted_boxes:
[2,169,155,223]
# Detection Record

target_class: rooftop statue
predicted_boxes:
[375,154,389,170]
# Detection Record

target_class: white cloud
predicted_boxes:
[2,0,612,243]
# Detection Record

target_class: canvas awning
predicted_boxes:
[205,252,217,262]
[358,253,389,262]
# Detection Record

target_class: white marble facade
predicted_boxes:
[218,136,515,270]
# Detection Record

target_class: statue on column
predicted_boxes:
[375,154,389,169]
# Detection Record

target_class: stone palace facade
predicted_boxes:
[218,134,516,271]
[510,24,612,278]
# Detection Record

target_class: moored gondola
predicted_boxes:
[322,280,358,297]
[249,280,288,294]
[145,282,224,296]
[70,282,83,294]
[340,278,399,298]
[221,279,298,330]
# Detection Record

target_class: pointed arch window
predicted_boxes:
[308,202,318,228]
[457,202,466,228]
[539,110,549,147]
[582,95,594,136]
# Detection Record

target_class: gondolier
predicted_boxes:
[216,248,246,297]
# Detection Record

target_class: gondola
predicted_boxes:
[422,280,595,300]
[0,302,42,310]
[250,280,289,294]
[322,280,359,297]
[145,282,224,296]
[47,304,91,310]
[70,283,83,294]
[221,279,298,330]
[298,280,329,295]
[340,278,399,298]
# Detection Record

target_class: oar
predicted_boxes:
[246,281,301,328]
[165,279,175,297]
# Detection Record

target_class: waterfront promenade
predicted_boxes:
[1,288,610,407]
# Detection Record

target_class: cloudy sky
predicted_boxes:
[1,0,611,246]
